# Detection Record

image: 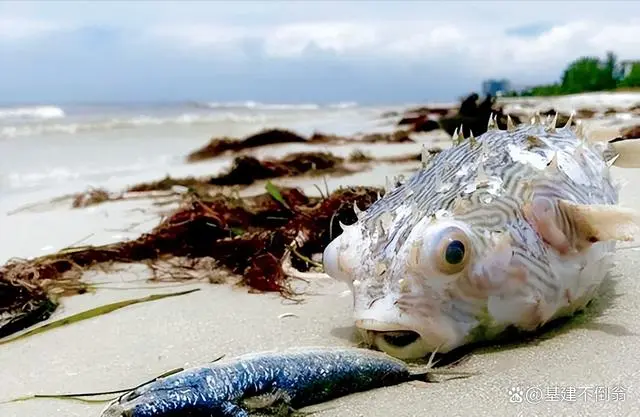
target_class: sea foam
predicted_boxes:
[0,105,65,120]
[0,112,275,138]
[197,101,358,110]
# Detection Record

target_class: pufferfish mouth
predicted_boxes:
[355,319,421,348]
[377,331,421,347]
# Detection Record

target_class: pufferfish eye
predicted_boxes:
[445,240,465,264]
[434,227,471,274]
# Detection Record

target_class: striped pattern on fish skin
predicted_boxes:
[323,114,640,359]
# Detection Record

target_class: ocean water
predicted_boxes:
[0,101,409,206]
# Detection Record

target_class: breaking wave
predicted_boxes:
[0,112,281,139]
[2,155,180,193]
[0,102,365,139]
[194,101,358,110]
[0,105,65,120]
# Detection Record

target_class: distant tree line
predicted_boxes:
[505,52,640,97]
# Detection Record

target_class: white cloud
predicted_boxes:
[0,17,67,41]
[1,1,639,101]
[142,16,640,74]
[587,21,640,54]
[2,10,638,71]
[146,23,250,50]
[474,19,640,78]
[263,22,378,57]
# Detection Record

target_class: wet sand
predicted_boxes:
[2,94,640,417]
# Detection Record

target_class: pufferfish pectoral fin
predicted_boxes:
[524,198,640,254]
[557,200,640,244]
[523,198,572,254]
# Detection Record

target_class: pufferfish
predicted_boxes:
[323,113,640,359]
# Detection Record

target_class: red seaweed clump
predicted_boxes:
[0,185,382,337]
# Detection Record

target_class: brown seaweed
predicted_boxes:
[0,185,382,338]
[187,129,309,162]
[207,152,349,186]
[69,150,422,209]
[186,128,414,162]
[125,152,349,192]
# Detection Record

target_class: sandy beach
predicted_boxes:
[2,93,640,417]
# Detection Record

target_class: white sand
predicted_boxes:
[1,96,640,417]
[499,91,640,114]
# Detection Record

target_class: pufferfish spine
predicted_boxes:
[324,111,640,360]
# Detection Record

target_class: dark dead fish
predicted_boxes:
[100,347,450,417]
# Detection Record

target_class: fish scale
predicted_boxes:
[323,113,640,359]
[100,347,434,417]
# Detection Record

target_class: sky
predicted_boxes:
[0,0,639,104]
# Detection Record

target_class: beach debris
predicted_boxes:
[72,189,176,209]
[99,347,474,417]
[0,185,382,337]
[399,106,453,120]
[187,129,308,162]
[65,151,421,209]
[127,152,351,193]
[352,130,414,143]
[70,152,349,208]
[603,107,621,116]
[398,115,441,133]
[3,366,193,405]
[609,125,640,144]
[72,187,110,208]
[621,124,640,139]
[186,128,414,162]
[208,152,349,186]
[438,93,522,137]
[348,149,372,162]
[0,289,199,346]
[397,105,454,128]
[396,104,455,133]
[575,108,597,119]
[323,111,640,360]
[277,313,299,319]
[0,281,57,339]
[394,93,523,137]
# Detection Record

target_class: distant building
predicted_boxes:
[620,60,640,77]
[482,79,512,97]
